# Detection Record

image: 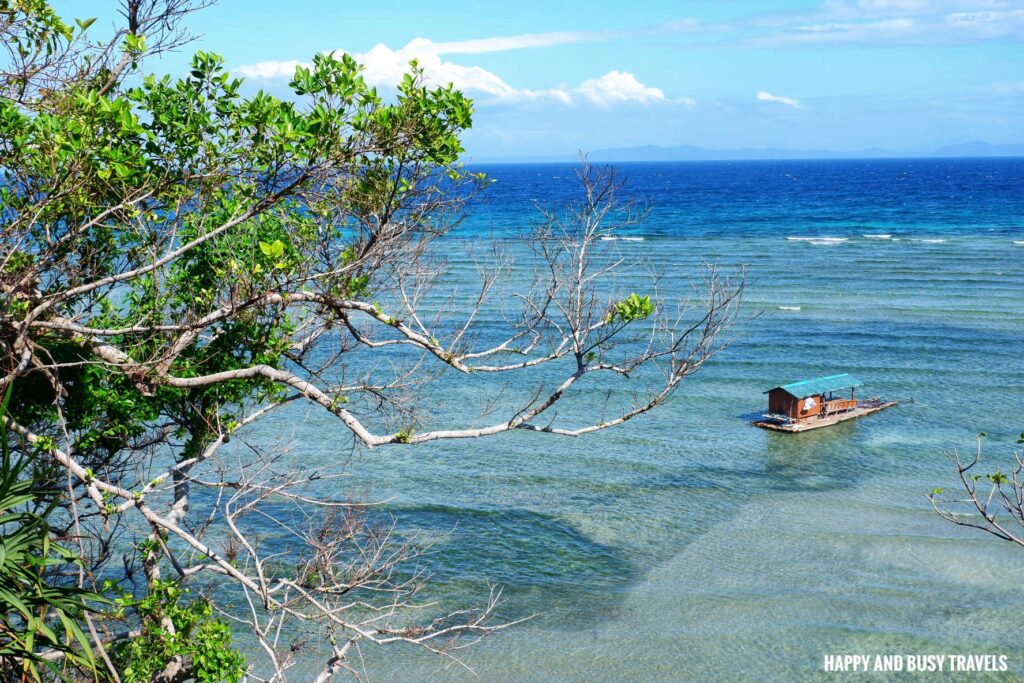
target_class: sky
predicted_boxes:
[53,0,1024,158]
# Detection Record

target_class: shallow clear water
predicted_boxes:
[242,159,1024,681]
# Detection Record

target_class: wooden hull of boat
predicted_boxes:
[751,401,898,433]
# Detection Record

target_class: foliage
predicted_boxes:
[111,580,244,683]
[0,385,101,681]
[609,292,655,323]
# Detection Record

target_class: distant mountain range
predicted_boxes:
[470,141,1024,164]
[926,141,1024,158]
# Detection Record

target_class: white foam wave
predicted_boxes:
[788,236,848,245]
[600,236,646,242]
[778,306,801,311]
[863,233,892,239]
[1013,240,1024,246]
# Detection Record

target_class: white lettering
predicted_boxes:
[873,655,903,671]
[826,653,1008,673]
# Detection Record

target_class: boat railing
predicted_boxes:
[820,398,858,416]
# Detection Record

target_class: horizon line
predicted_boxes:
[464,153,1024,165]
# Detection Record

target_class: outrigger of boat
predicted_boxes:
[751,373,900,433]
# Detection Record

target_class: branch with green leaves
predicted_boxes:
[930,432,1024,547]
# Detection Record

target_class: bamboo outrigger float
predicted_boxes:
[751,373,900,433]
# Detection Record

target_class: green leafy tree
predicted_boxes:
[0,1,742,679]
[109,580,243,683]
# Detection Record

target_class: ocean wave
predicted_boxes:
[778,306,801,311]
[600,236,645,242]
[910,238,949,243]
[863,233,892,239]
[1014,240,1024,245]
[787,237,848,245]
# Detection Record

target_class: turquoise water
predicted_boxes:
[244,160,1024,681]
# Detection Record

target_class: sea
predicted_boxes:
[245,158,1024,681]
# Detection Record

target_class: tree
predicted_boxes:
[0,1,743,679]
[930,433,1024,548]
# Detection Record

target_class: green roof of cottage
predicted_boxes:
[765,373,863,398]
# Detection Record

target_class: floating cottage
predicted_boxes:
[752,373,898,433]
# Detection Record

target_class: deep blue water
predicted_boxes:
[461,158,1024,238]
[242,158,1024,681]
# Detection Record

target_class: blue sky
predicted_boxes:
[54,1,1024,157]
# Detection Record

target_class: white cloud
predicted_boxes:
[236,59,304,79]
[944,9,1024,38]
[236,36,685,109]
[424,31,602,55]
[783,17,918,43]
[982,80,1024,94]
[236,31,603,91]
[756,91,804,109]
[236,41,528,100]
[820,0,1008,19]
[820,0,933,17]
[575,71,665,107]
[747,1,1024,46]
[354,40,528,100]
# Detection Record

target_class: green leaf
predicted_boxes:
[258,239,285,259]
[988,471,1009,485]
[611,292,656,323]
[0,586,32,619]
